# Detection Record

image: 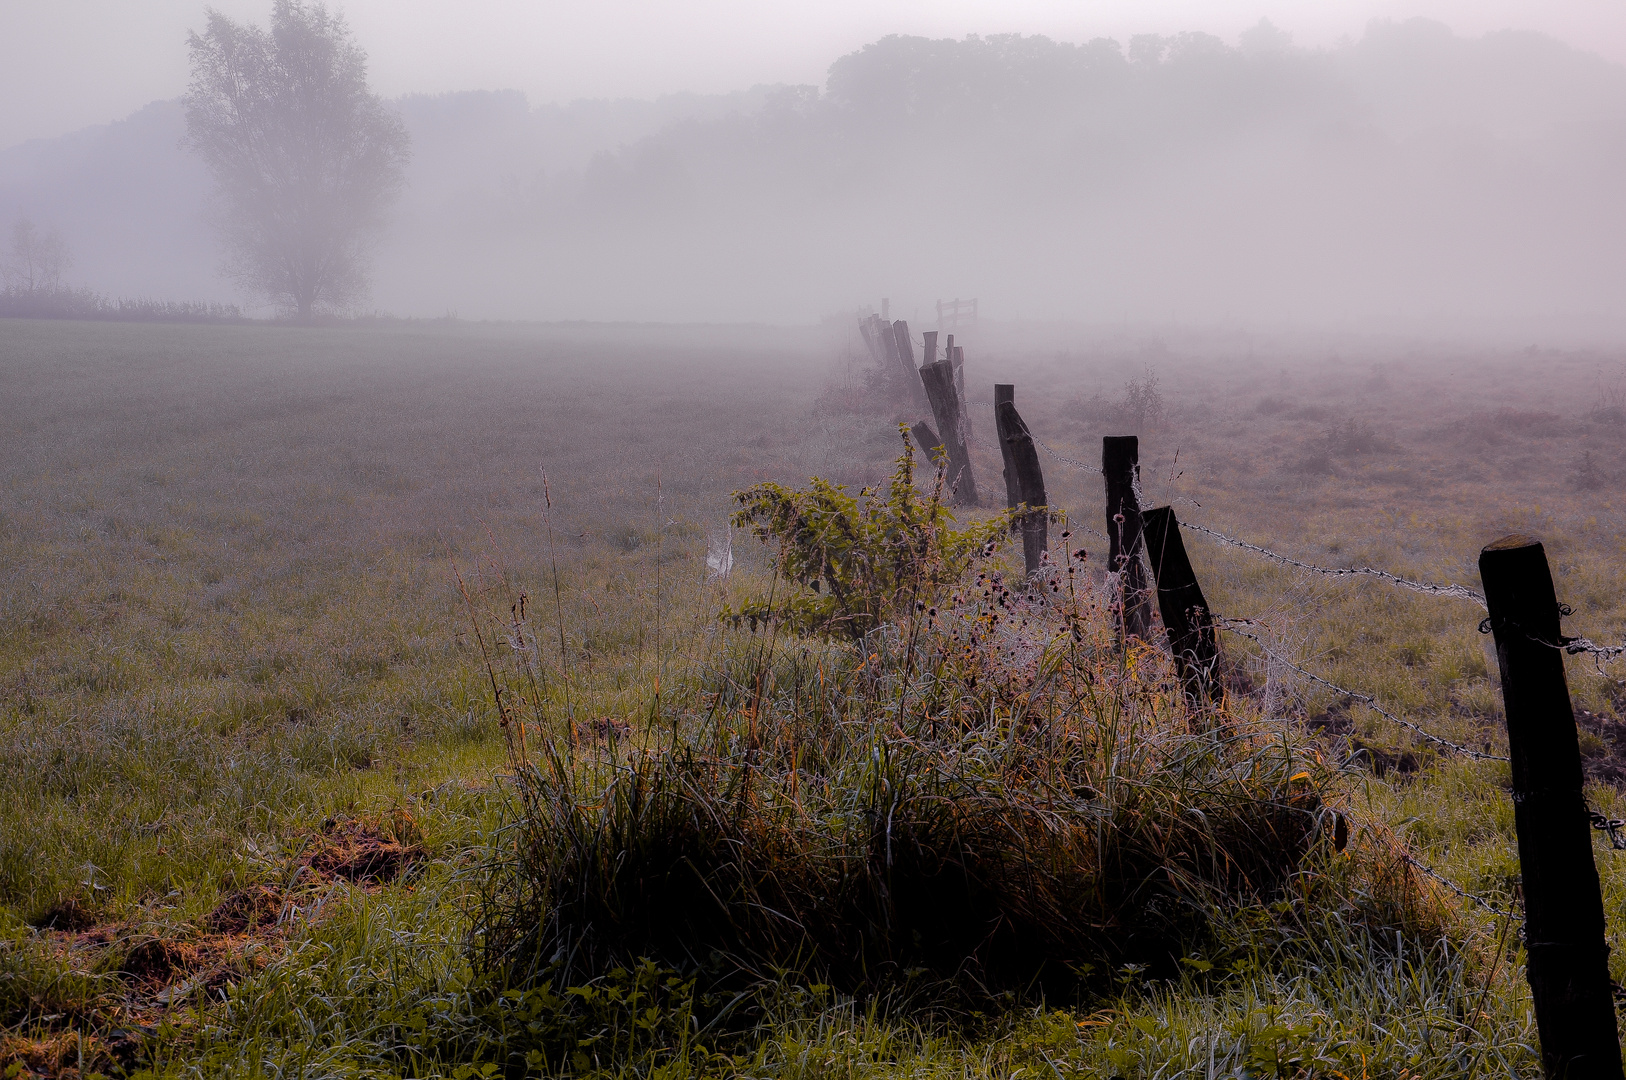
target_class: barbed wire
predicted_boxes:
[960,428,1113,544]
[1185,521,1487,609]
[1592,810,1626,850]
[1402,813,1624,920]
[1215,616,1508,762]
[1560,636,1626,672]
[965,401,1105,475]
[1477,612,1626,674]
[966,420,1488,612]
[1031,433,1105,475]
[1401,854,1521,919]
[1071,523,1113,544]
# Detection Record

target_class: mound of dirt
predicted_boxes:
[29,896,99,932]
[308,819,423,883]
[205,884,285,933]
[121,937,202,984]
[1,1031,115,1078]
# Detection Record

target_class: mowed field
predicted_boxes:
[3,315,1626,1076]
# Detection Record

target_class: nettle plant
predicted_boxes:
[727,426,1011,642]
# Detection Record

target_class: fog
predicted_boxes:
[4,17,1625,337]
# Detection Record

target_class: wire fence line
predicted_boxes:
[963,404,1483,606]
[1475,611,1626,674]
[1031,433,1105,475]
[1183,521,1488,609]
[1559,635,1626,672]
[1403,810,1626,922]
[965,403,1626,675]
[1215,617,1508,763]
[1213,619,1524,918]
[1401,854,1521,919]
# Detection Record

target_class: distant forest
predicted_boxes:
[3,19,1624,329]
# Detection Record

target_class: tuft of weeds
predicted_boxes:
[466,463,1436,1065]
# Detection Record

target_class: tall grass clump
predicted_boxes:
[464,431,1423,1034]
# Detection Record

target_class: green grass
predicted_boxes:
[1,317,1622,1076]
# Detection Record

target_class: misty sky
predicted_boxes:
[4,0,1625,152]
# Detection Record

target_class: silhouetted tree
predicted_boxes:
[185,1,409,321]
[2,218,72,294]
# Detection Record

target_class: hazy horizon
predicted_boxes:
[6,1,1626,154]
[4,8,1626,338]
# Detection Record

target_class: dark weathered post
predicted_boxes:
[1143,506,1220,708]
[878,315,901,369]
[911,421,943,466]
[858,315,879,363]
[1480,535,1623,1080]
[994,392,1048,577]
[1103,436,1153,641]
[892,320,929,410]
[919,362,978,506]
[891,319,914,368]
[993,385,1019,507]
[922,330,938,369]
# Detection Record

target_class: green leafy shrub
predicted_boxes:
[726,426,1009,641]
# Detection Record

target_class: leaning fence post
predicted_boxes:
[1480,535,1623,1080]
[994,385,1019,506]
[911,421,943,468]
[892,320,929,410]
[919,362,979,507]
[994,390,1048,577]
[857,315,879,364]
[891,320,914,376]
[877,314,902,370]
[1143,506,1220,708]
[1103,436,1153,641]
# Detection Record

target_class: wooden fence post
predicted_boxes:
[1480,535,1623,1080]
[877,315,901,370]
[994,389,1048,577]
[1143,506,1220,708]
[919,362,979,506]
[892,320,930,410]
[1103,436,1153,641]
[911,421,943,467]
[922,330,938,368]
[994,385,1019,507]
[858,316,879,363]
[891,319,914,372]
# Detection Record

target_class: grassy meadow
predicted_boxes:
[1,315,1624,1077]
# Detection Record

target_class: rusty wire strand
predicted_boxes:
[1401,854,1521,919]
[1186,521,1488,609]
[1216,616,1508,762]
[1478,613,1626,674]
